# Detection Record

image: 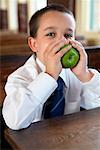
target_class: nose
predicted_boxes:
[62,36,67,42]
[57,35,68,42]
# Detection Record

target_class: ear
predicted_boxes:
[28,37,38,53]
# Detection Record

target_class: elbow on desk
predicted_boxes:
[2,107,31,130]
[3,120,22,131]
[2,115,31,130]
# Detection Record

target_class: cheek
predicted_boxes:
[37,40,49,53]
[36,40,50,63]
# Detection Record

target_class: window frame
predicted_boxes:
[75,0,100,44]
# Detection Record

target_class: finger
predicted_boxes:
[69,39,85,54]
[70,40,87,63]
[51,39,71,55]
[45,39,70,56]
[44,40,63,55]
[69,39,83,49]
[51,42,66,55]
[56,44,72,59]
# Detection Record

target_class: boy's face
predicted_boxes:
[32,11,75,64]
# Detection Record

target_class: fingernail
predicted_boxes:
[67,45,72,49]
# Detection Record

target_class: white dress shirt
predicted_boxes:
[2,55,100,130]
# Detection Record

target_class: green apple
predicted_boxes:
[60,44,80,68]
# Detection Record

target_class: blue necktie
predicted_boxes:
[43,77,65,119]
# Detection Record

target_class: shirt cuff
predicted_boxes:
[81,69,100,90]
[27,72,57,104]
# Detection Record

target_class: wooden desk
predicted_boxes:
[5,108,100,150]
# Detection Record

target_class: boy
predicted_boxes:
[2,4,100,130]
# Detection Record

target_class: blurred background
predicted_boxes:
[0,0,100,46]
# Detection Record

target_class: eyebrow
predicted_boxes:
[67,28,73,32]
[43,27,56,31]
[44,26,73,32]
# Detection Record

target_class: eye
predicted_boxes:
[64,34,72,39]
[46,32,56,38]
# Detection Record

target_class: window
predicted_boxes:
[89,0,100,32]
[76,0,100,43]
[28,0,47,21]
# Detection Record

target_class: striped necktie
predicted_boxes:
[43,76,65,119]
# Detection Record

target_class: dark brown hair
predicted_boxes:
[29,3,74,38]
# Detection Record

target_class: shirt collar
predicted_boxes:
[59,69,69,87]
[36,57,69,87]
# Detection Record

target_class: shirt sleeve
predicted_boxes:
[80,69,100,109]
[2,72,57,130]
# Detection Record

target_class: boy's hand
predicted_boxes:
[69,39,94,82]
[44,40,71,80]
